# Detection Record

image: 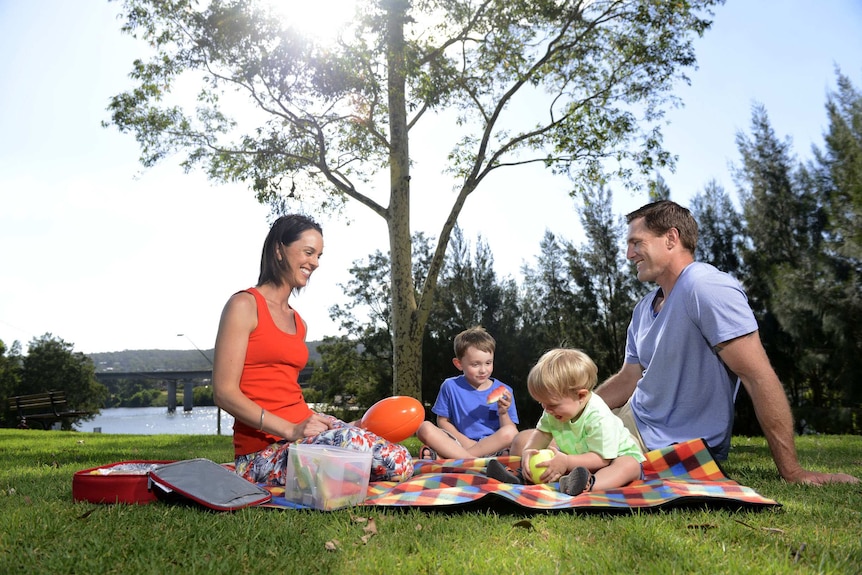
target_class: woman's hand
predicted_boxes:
[295,412,333,439]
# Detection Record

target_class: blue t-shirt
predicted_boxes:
[627,262,758,459]
[431,375,519,441]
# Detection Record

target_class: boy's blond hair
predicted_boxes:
[453,326,496,359]
[527,348,598,401]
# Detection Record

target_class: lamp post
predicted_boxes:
[177,333,221,435]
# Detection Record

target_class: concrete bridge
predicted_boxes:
[94,368,313,412]
[94,370,213,413]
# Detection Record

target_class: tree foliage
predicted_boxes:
[0,341,23,427]
[318,187,643,424]
[309,233,438,403]
[108,0,724,399]
[423,227,526,407]
[519,185,644,382]
[315,71,862,435]
[733,104,809,407]
[569,185,646,371]
[690,179,743,277]
[2,334,108,429]
[818,73,862,262]
[804,72,862,410]
[728,75,862,433]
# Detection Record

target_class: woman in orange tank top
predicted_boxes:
[212,214,413,485]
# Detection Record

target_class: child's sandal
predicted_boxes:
[418,445,437,460]
[559,466,594,495]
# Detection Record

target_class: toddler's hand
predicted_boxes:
[521,448,538,483]
[542,452,569,483]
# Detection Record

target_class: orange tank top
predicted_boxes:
[232,287,314,456]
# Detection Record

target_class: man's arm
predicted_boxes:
[718,332,858,485]
[595,362,642,409]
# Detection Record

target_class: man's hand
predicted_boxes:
[785,469,859,485]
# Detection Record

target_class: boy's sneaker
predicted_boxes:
[559,466,594,495]
[486,459,523,484]
[418,445,437,460]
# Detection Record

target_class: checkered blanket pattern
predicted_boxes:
[261,438,780,512]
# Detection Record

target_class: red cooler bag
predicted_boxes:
[73,460,173,504]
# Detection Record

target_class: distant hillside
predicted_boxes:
[89,341,323,372]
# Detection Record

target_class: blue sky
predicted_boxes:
[1,0,860,355]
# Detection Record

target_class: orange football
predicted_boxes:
[359,396,425,443]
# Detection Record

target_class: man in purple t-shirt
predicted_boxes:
[596,200,857,486]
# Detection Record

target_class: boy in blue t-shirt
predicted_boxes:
[416,327,519,459]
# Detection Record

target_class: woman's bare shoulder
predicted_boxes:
[220,290,258,324]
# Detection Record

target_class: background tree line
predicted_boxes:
[3,71,858,435]
[108,0,725,401]
[0,336,215,424]
[0,335,107,429]
[307,71,862,435]
[0,338,319,425]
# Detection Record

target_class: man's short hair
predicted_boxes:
[626,200,698,254]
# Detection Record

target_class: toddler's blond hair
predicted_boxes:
[527,348,598,402]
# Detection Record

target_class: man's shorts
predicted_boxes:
[614,399,649,454]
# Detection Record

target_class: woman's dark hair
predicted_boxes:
[258,214,323,287]
[625,200,698,254]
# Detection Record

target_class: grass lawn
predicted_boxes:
[0,430,859,574]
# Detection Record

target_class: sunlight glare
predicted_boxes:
[262,0,359,44]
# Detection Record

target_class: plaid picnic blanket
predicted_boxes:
[261,438,780,512]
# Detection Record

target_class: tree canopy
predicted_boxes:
[1,334,107,429]
[108,0,724,399]
[312,71,862,434]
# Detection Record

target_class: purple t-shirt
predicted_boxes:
[431,375,519,441]
[626,262,757,459]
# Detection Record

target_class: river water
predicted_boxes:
[73,406,235,435]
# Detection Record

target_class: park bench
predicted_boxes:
[7,391,91,430]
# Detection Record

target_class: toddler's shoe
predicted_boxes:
[559,466,595,495]
[486,459,523,484]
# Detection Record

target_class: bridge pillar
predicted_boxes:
[183,381,194,412]
[167,381,177,413]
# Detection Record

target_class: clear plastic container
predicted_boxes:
[284,444,372,510]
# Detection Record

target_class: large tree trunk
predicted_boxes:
[386,0,422,400]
